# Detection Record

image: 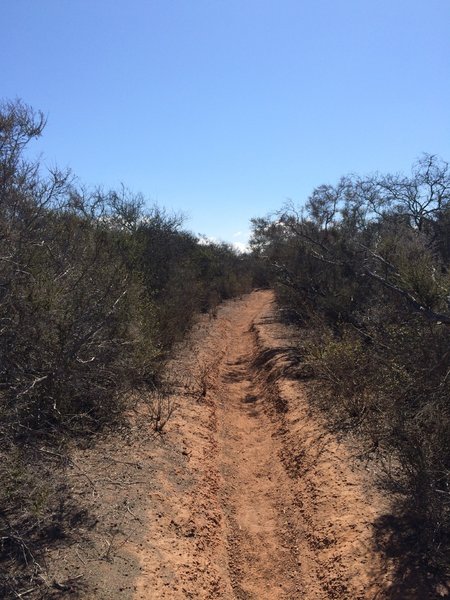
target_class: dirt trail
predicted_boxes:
[131,290,391,599]
[46,291,393,599]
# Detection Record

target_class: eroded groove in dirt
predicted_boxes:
[213,299,303,599]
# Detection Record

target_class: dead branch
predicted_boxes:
[364,268,450,325]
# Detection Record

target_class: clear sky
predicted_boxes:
[2,1,450,248]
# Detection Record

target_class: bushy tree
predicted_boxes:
[251,156,450,588]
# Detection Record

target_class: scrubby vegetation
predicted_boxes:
[2,97,448,597]
[250,155,450,593]
[0,100,254,597]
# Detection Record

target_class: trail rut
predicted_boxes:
[214,294,302,598]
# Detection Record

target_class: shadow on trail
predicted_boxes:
[372,508,448,599]
[222,369,249,384]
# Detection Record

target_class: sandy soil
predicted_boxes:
[44,290,396,599]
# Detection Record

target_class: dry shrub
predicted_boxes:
[145,387,177,432]
[251,156,450,589]
[1,99,259,597]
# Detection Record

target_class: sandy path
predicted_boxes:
[45,291,393,599]
[132,290,391,599]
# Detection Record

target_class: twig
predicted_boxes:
[53,575,84,591]
[104,455,142,468]
[38,448,97,490]
[16,588,36,598]
[100,477,146,487]
[125,502,143,523]
[75,545,87,566]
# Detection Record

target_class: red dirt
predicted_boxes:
[45,290,395,599]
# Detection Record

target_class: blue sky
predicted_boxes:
[2,1,450,248]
